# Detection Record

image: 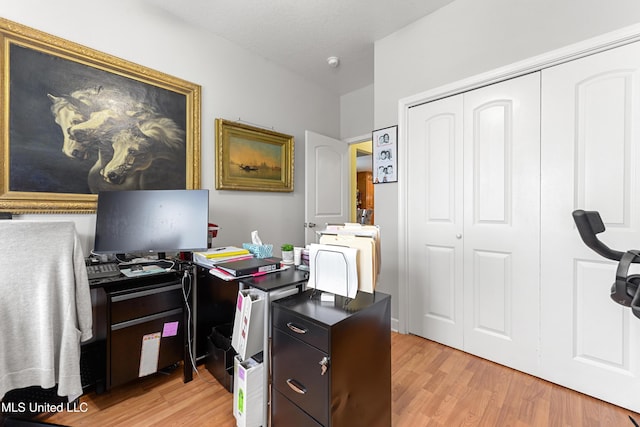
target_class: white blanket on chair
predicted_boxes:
[0,221,93,402]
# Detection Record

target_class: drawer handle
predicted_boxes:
[286,322,308,334]
[319,356,330,376]
[286,378,307,394]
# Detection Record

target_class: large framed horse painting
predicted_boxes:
[0,18,201,213]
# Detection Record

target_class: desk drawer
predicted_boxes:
[110,309,183,388]
[273,306,328,352]
[110,283,183,324]
[272,390,322,427]
[272,328,328,426]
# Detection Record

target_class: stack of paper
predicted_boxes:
[193,246,253,267]
[318,224,381,282]
[319,234,376,293]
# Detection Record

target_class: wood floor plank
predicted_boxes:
[3,332,634,426]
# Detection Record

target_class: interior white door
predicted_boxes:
[304,130,350,244]
[462,72,541,374]
[406,73,541,374]
[540,41,640,412]
[406,95,464,349]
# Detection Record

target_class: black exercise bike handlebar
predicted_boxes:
[573,209,640,317]
[572,209,625,261]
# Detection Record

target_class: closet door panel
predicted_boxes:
[574,259,628,366]
[473,101,510,222]
[472,250,511,337]
[578,72,631,222]
[463,72,541,374]
[407,95,464,349]
[541,41,640,412]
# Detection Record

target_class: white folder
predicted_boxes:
[231,289,265,361]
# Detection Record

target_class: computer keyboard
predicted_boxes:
[86,262,121,280]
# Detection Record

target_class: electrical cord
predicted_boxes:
[181,268,195,371]
[180,266,218,384]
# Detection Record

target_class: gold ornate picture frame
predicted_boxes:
[0,18,201,213]
[215,119,294,192]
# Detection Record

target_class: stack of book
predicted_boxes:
[193,246,253,268]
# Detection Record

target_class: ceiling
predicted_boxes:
[143,0,455,95]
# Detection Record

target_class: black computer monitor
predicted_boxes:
[93,189,209,258]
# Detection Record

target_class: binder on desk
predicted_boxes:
[195,246,251,259]
[216,257,280,277]
[193,247,253,268]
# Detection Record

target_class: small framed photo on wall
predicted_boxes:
[372,125,398,184]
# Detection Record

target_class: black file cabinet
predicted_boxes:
[271,290,391,427]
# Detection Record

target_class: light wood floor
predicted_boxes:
[22,332,640,426]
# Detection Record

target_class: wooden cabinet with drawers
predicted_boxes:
[271,290,391,427]
[105,273,185,390]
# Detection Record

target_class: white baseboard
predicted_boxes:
[391,317,399,333]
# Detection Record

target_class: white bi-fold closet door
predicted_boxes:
[406,72,541,375]
[540,40,640,411]
[405,38,640,412]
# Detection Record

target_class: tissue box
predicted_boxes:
[242,243,273,259]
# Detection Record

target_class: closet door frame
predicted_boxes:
[398,23,640,335]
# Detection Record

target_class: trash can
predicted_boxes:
[206,323,236,392]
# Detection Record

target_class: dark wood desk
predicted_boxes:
[194,264,308,426]
[194,266,240,360]
[194,265,309,360]
[86,266,193,393]
[85,263,308,396]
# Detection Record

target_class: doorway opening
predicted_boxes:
[350,140,374,224]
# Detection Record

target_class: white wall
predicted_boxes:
[340,84,373,140]
[374,0,640,322]
[1,0,340,255]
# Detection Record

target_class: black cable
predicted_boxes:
[181,267,218,385]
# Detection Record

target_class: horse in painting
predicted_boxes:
[48,86,185,192]
[48,86,156,160]
[93,117,185,192]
